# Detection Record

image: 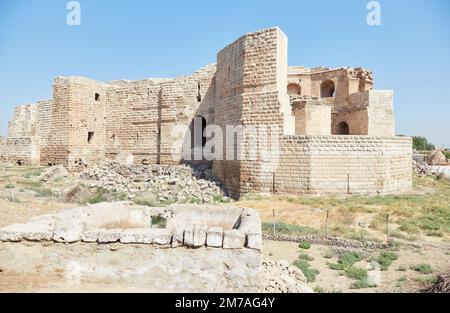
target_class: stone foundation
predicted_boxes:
[0,202,262,292]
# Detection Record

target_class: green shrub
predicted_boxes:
[313,286,325,293]
[328,251,364,271]
[5,183,14,189]
[298,253,314,261]
[292,259,319,283]
[345,266,368,280]
[151,216,167,228]
[351,278,372,289]
[323,249,335,259]
[261,221,319,236]
[298,241,311,249]
[372,251,398,271]
[411,263,433,274]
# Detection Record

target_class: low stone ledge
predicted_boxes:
[97,229,122,243]
[0,223,53,242]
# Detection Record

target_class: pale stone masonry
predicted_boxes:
[0,203,263,292]
[0,27,412,197]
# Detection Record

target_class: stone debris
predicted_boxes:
[413,160,428,177]
[78,161,228,203]
[38,165,69,182]
[413,160,450,179]
[262,260,313,293]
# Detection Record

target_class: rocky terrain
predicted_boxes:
[262,260,313,293]
[57,161,229,204]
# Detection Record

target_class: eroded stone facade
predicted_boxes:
[0,27,412,197]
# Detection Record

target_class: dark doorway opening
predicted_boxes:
[338,122,350,135]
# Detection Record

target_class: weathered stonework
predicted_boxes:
[0,27,412,197]
[0,202,263,292]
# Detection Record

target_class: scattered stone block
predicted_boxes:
[171,228,184,248]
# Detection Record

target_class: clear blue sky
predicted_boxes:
[0,0,449,146]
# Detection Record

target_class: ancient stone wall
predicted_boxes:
[0,137,40,165]
[0,203,263,292]
[274,135,412,195]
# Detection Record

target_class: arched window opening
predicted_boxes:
[338,121,350,135]
[287,83,301,96]
[320,80,335,98]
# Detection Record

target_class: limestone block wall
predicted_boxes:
[294,101,331,135]
[0,137,40,165]
[273,135,412,195]
[7,103,37,137]
[105,65,216,166]
[42,77,108,170]
[213,28,295,197]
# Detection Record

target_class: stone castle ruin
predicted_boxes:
[0,28,412,198]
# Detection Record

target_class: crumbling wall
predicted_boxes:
[7,104,37,137]
[0,137,40,165]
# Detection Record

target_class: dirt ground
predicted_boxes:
[263,240,449,293]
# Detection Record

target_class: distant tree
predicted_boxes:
[412,136,435,151]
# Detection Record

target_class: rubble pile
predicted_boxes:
[262,260,313,293]
[79,161,227,203]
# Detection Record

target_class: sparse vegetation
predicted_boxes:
[261,221,319,236]
[292,259,319,283]
[371,251,398,271]
[298,252,314,261]
[151,215,167,228]
[5,183,14,189]
[411,263,433,274]
[298,241,311,249]
[328,251,364,271]
[30,187,53,198]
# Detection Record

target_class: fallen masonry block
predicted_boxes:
[223,229,245,249]
[206,227,223,247]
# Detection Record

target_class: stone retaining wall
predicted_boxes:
[0,202,263,292]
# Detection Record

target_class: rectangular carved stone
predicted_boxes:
[206,227,223,248]
[223,229,245,249]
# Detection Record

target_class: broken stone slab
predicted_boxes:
[171,228,184,248]
[0,222,53,242]
[53,220,84,243]
[223,229,245,249]
[193,226,207,247]
[206,227,223,247]
[97,229,122,243]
